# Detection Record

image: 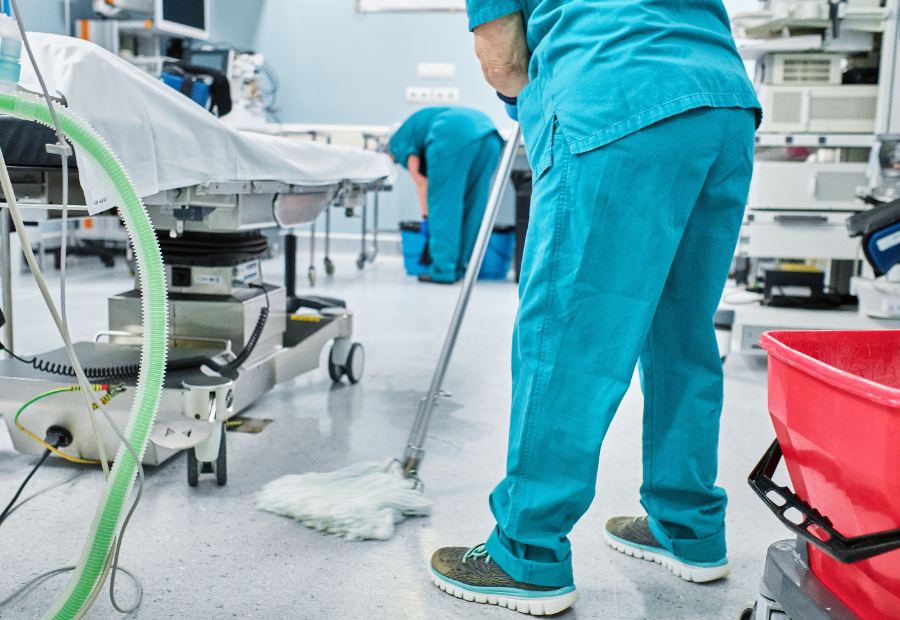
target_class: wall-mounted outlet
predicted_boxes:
[433,87,460,103]
[405,86,433,103]
[417,63,456,80]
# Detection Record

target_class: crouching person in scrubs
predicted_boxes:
[428,1,761,614]
[388,107,502,284]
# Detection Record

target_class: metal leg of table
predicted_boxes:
[308,222,317,287]
[357,199,368,270]
[1,209,13,356]
[284,231,297,301]
[370,191,379,263]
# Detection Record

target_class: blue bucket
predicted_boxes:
[399,221,515,281]
[480,225,515,280]
[400,221,430,277]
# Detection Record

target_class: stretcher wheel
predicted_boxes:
[328,342,365,384]
[345,343,365,384]
[356,254,365,270]
[215,429,227,487]
[308,266,317,287]
[328,345,344,383]
[186,424,227,487]
[187,449,199,487]
[324,257,335,276]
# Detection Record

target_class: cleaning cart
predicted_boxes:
[745,330,900,620]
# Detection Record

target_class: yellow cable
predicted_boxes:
[15,423,100,465]
[14,385,117,466]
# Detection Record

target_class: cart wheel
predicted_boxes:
[345,343,365,384]
[215,426,227,487]
[324,257,335,276]
[738,603,756,620]
[308,266,317,287]
[328,345,345,383]
[356,254,365,270]
[187,449,199,487]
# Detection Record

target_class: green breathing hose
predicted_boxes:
[0,91,169,620]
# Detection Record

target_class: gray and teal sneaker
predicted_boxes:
[604,516,730,583]
[430,545,578,616]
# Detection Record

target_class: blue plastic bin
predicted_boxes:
[399,221,515,281]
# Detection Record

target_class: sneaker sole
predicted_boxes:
[430,570,578,616]
[603,533,730,583]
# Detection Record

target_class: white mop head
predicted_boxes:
[257,459,432,540]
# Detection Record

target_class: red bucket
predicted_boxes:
[760,330,900,619]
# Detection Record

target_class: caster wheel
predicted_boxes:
[324,257,335,276]
[328,345,345,383]
[356,254,365,270]
[328,342,365,384]
[308,266,317,287]
[345,343,365,384]
[215,426,227,487]
[187,449,199,487]
[739,603,756,620]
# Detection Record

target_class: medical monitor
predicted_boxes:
[156,0,209,40]
[184,48,232,74]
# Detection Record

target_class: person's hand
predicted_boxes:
[473,13,529,98]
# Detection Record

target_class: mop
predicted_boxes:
[258,123,522,540]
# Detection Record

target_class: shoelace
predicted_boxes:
[462,544,492,565]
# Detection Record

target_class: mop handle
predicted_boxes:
[403,122,523,475]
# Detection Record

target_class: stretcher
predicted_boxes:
[0,34,393,486]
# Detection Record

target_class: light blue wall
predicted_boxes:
[255,0,505,127]
[208,0,264,49]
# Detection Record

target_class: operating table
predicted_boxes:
[0,115,391,486]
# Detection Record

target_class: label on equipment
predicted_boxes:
[876,229,900,252]
[194,274,223,286]
[233,261,260,283]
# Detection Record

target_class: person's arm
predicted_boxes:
[472,12,529,98]
[407,154,429,218]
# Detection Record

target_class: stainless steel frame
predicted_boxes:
[0,164,385,474]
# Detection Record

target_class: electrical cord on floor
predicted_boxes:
[0,428,67,527]
[0,472,85,521]
[0,565,143,614]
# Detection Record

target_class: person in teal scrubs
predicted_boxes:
[429,1,761,615]
[388,107,502,283]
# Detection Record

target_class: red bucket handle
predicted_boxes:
[749,438,900,563]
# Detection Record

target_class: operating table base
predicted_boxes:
[0,309,359,477]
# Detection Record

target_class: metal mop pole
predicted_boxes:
[402,122,521,477]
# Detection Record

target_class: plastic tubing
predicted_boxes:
[0,91,169,620]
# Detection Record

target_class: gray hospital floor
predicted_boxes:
[0,251,787,619]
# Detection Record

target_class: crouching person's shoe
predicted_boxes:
[430,545,578,616]
[604,516,730,583]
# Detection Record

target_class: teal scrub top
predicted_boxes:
[389,107,498,175]
[466,0,760,172]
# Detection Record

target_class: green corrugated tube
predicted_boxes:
[0,92,169,619]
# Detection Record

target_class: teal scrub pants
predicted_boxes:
[426,134,503,282]
[485,107,757,587]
